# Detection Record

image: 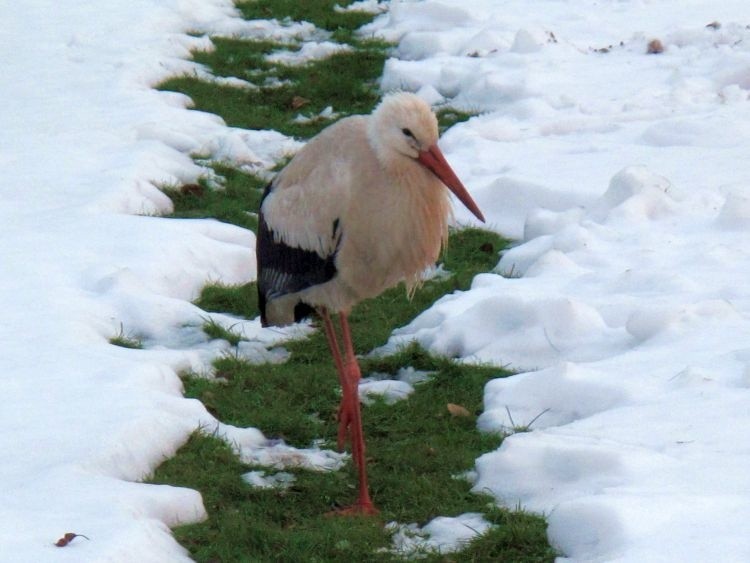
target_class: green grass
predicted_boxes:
[237,0,377,44]
[109,324,143,349]
[437,108,479,134]
[159,0,390,141]
[151,231,555,562]
[202,317,244,347]
[161,40,388,139]
[164,164,266,232]
[196,278,260,319]
[149,1,555,560]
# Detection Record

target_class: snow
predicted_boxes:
[292,105,341,125]
[242,470,296,490]
[384,512,494,558]
[358,366,434,405]
[335,0,389,15]
[238,439,346,472]
[0,1,333,561]
[266,41,353,66]
[6,0,750,561]
[369,1,750,561]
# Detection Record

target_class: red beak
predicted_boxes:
[417,145,485,223]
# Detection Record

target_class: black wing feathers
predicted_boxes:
[257,183,340,325]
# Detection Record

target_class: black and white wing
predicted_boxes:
[257,181,346,326]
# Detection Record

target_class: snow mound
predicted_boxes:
[358,366,434,405]
[266,41,353,66]
[385,513,494,558]
[374,1,750,561]
[242,470,296,489]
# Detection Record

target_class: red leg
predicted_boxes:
[321,308,344,376]
[320,309,378,515]
[337,313,377,514]
[320,309,353,452]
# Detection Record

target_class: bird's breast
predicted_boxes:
[336,175,450,300]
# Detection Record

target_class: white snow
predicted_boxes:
[359,379,415,405]
[369,1,750,561]
[0,1,327,561]
[292,105,341,125]
[7,0,750,561]
[265,41,353,66]
[358,366,434,405]
[335,0,389,15]
[237,439,347,472]
[385,512,494,558]
[242,470,296,490]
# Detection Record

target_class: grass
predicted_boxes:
[159,22,389,140]
[109,324,143,349]
[164,164,266,232]
[152,228,556,560]
[437,109,478,134]
[149,1,555,560]
[237,0,377,43]
[153,232,557,560]
[196,279,260,320]
[202,317,244,347]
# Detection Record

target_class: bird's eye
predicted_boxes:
[402,128,415,138]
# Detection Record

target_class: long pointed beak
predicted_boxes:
[417,145,485,223]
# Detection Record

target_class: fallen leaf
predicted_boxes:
[647,39,664,54]
[479,242,494,254]
[180,183,204,197]
[447,403,471,417]
[291,96,310,109]
[54,532,90,547]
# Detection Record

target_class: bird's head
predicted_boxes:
[368,92,485,223]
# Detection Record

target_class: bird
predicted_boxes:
[256,92,485,514]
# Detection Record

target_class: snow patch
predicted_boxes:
[266,41,353,66]
[385,513,494,558]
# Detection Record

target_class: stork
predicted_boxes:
[257,92,485,514]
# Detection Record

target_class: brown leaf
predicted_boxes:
[54,532,89,547]
[479,242,494,254]
[646,39,664,54]
[291,96,310,110]
[180,183,204,197]
[447,403,471,417]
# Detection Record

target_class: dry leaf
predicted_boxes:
[479,242,494,254]
[447,403,471,417]
[55,532,90,547]
[291,96,310,110]
[647,39,664,54]
[180,183,204,197]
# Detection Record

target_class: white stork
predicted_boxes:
[257,92,485,514]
